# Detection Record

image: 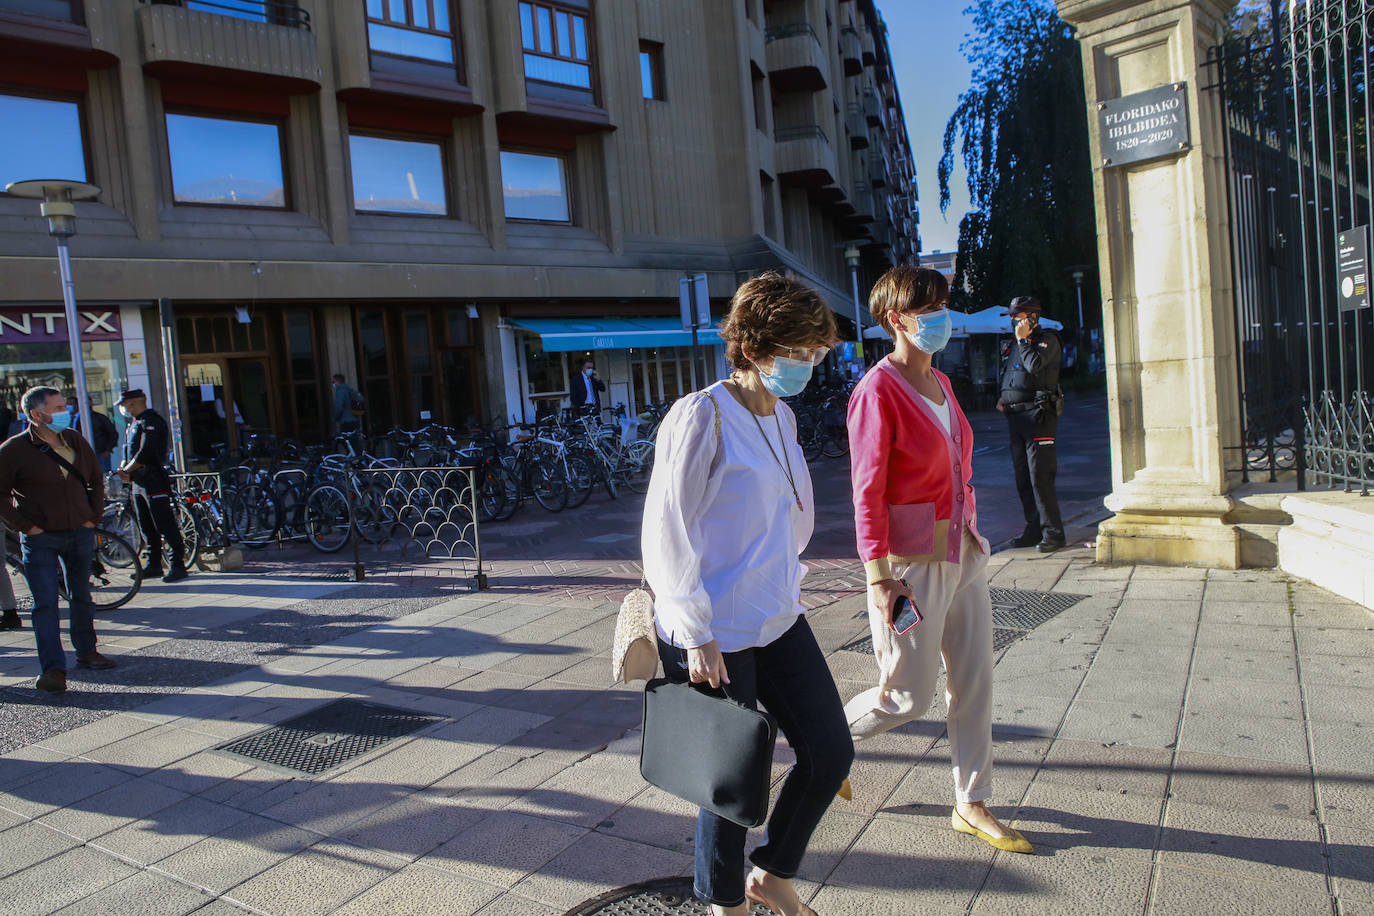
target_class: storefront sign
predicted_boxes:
[1338,225,1371,312]
[1098,83,1191,168]
[0,308,122,343]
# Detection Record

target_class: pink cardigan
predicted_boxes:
[848,359,984,583]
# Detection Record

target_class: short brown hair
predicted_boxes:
[869,265,950,335]
[718,271,836,370]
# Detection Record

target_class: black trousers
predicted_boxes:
[1006,407,1064,541]
[133,484,185,570]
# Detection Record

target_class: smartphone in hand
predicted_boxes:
[891,594,922,635]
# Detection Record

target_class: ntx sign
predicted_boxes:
[0,308,122,343]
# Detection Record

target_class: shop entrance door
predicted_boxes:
[182,357,276,461]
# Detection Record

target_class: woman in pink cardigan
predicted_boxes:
[844,265,1032,854]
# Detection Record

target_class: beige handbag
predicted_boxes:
[612,584,658,684]
[612,391,723,685]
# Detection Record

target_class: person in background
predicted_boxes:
[845,266,1033,856]
[0,386,112,694]
[643,272,851,916]
[332,374,361,435]
[0,529,20,631]
[572,357,605,414]
[66,396,118,473]
[997,296,1065,552]
[116,389,188,584]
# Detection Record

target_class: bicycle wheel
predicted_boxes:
[527,462,568,513]
[475,466,508,522]
[305,485,352,552]
[275,481,307,540]
[821,426,849,459]
[622,440,656,494]
[175,501,202,568]
[564,451,594,509]
[354,483,391,544]
[90,529,142,612]
[493,464,522,520]
[225,483,281,547]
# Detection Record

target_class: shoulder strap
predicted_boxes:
[702,390,722,445]
[33,437,91,493]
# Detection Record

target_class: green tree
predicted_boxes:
[939,0,1096,331]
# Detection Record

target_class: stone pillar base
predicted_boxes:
[1279,492,1374,609]
[1095,488,1241,568]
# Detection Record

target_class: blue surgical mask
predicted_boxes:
[902,309,953,354]
[753,355,814,398]
[46,411,72,433]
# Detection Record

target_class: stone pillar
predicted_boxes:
[1056,0,1244,568]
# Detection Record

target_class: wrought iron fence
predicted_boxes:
[1207,0,1374,490]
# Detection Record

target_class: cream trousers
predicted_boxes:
[844,528,994,804]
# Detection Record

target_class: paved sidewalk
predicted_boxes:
[0,548,1371,916]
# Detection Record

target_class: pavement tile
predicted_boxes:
[1308,718,1374,772]
[1075,667,1187,708]
[1302,682,1374,722]
[92,725,226,774]
[1326,824,1374,914]
[506,760,644,827]
[828,807,996,909]
[1124,580,1205,601]
[36,713,159,756]
[1316,766,1374,827]
[1058,698,1180,749]
[0,846,139,916]
[1102,619,1197,648]
[595,785,698,855]
[49,869,214,916]
[0,760,136,820]
[1168,751,1316,819]
[808,884,969,916]
[1014,779,1164,855]
[1188,646,1298,683]
[1035,738,1173,799]
[975,843,1151,915]
[786,808,871,884]
[331,862,502,916]
[471,893,563,916]
[0,745,72,791]
[1089,643,1192,676]
[1294,626,1374,659]
[1185,674,1303,720]
[1296,652,1374,690]
[142,749,258,796]
[989,691,1070,739]
[0,822,82,880]
[1146,864,1333,916]
[1178,711,1311,766]
[510,830,690,910]
[429,704,552,751]
[1289,602,1374,629]
[94,795,255,867]
[224,839,403,916]
[1193,623,1296,654]
[1199,599,1296,628]
[152,813,320,895]
[1157,800,1328,894]
[502,718,628,765]
[422,810,589,888]
[35,775,189,841]
[338,790,490,859]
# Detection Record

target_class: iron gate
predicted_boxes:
[1209,0,1374,491]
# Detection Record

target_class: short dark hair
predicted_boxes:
[869,265,950,336]
[22,386,61,415]
[718,271,836,370]
[332,373,346,383]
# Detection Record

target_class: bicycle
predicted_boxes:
[4,527,142,613]
[102,472,202,570]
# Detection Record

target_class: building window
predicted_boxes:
[518,1,592,89]
[166,113,285,208]
[349,134,448,215]
[365,0,457,64]
[500,150,569,222]
[0,94,86,191]
[639,41,664,100]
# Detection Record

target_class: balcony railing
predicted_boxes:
[775,124,828,145]
[764,21,819,43]
[146,0,309,30]
[1,0,82,22]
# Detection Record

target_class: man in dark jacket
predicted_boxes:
[116,389,188,583]
[997,296,1066,552]
[332,374,361,435]
[67,396,118,472]
[571,357,605,414]
[0,386,112,694]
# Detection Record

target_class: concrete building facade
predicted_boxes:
[0,0,918,460]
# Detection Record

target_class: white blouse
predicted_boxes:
[920,392,952,435]
[641,381,815,653]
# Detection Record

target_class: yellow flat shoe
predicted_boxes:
[952,808,1033,854]
[836,777,853,801]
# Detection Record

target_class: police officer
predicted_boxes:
[997,297,1065,552]
[115,389,188,582]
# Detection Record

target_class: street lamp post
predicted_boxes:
[845,245,864,366]
[5,178,102,438]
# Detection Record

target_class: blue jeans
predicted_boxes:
[21,528,97,674]
[657,617,854,907]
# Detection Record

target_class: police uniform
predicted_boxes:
[999,298,1065,551]
[118,389,187,580]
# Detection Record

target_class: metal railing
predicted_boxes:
[145,0,310,30]
[774,124,828,145]
[764,21,820,44]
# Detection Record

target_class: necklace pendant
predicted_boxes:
[795,496,804,512]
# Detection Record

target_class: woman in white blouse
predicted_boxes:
[642,272,853,916]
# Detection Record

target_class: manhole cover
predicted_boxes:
[564,878,771,916]
[839,588,1087,654]
[216,699,444,775]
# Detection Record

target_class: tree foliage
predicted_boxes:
[938,0,1096,328]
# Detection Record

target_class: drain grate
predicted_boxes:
[564,878,771,916]
[216,699,444,775]
[839,587,1087,655]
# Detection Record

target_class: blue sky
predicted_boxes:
[878,0,975,255]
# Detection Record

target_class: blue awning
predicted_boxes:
[509,317,723,352]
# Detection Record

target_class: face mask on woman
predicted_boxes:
[900,309,953,354]
[753,355,814,398]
